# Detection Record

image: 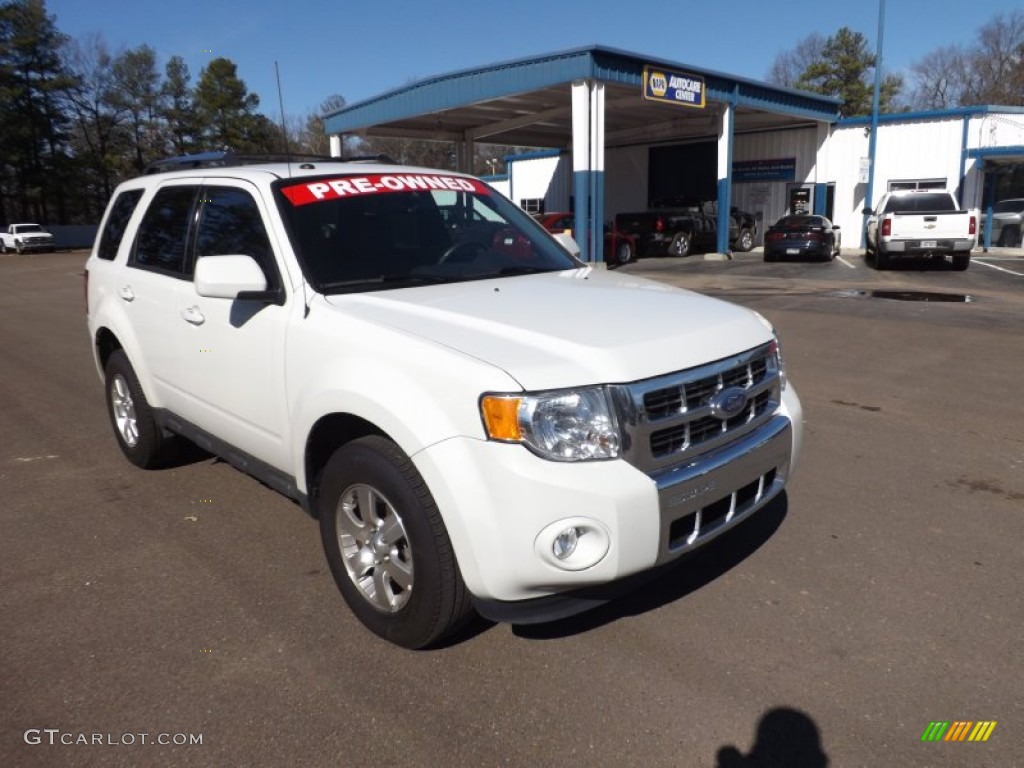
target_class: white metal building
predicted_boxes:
[499,106,1024,250]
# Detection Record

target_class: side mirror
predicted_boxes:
[862,207,873,216]
[195,255,276,302]
[551,231,581,258]
[832,224,841,230]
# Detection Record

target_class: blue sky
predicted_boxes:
[48,0,1016,120]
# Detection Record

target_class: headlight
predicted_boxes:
[769,334,787,390]
[480,386,620,461]
[753,312,787,391]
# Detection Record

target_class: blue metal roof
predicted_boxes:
[839,105,1024,127]
[323,45,840,135]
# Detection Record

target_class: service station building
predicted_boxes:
[323,46,1024,261]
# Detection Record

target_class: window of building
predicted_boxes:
[520,198,544,214]
[887,179,946,192]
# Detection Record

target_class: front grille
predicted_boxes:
[667,468,778,550]
[615,343,781,473]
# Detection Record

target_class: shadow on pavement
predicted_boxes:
[512,492,788,640]
[716,707,829,767]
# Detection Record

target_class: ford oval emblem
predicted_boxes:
[709,387,748,420]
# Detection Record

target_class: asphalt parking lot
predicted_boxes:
[2,248,1022,767]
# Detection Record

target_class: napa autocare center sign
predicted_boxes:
[642,66,705,108]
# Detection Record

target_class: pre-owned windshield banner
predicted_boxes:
[282,174,490,206]
[642,66,706,109]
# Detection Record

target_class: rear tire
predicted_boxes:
[952,254,970,271]
[318,436,473,649]
[104,350,177,468]
[615,241,634,266]
[874,249,889,270]
[735,228,754,252]
[668,232,691,258]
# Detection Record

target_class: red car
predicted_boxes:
[535,212,636,266]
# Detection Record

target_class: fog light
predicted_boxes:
[552,527,579,560]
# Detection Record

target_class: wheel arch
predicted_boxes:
[303,412,390,517]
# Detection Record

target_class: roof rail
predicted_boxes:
[144,150,341,175]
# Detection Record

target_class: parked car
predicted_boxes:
[615,198,756,258]
[1,223,55,254]
[865,189,976,270]
[85,152,802,648]
[987,198,1024,247]
[763,215,840,262]
[534,212,636,266]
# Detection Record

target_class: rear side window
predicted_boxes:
[97,189,144,261]
[131,186,198,276]
[884,194,955,213]
[195,186,277,287]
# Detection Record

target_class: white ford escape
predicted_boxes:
[85,153,803,648]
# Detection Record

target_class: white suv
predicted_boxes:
[85,154,803,648]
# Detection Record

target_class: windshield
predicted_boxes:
[17,224,43,233]
[276,172,578,293]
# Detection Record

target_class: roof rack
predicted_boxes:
[144,150,346,175]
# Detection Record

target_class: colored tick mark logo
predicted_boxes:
[921,721,997,742]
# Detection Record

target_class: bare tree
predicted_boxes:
[963,11,1024,105]
[767,33,825,88]
[908,45,970,109]
[61,33,124,206]
[909,11,1024,109]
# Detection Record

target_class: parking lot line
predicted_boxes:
[836,255,857,269]
[973,259,1024,277]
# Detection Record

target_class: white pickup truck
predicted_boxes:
[865,190,977,270]
[86,154,803,648]
[0,222,55,254]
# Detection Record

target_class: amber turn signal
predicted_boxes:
[480,396,522,441]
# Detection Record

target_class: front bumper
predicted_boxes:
[14,240,55,252]
[413,386,801,617]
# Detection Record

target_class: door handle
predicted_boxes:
[180,306,205,326]
[118,286,135,302]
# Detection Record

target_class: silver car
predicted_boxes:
[988,199,1024,247]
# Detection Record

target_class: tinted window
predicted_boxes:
[132,186,198,275]
[883,193,955,213]
[994,200,1024,214]
[97,189,144,261]
[195,187,276,286]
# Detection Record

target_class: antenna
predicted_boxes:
[274,61,292,178]
[275,61,311,318]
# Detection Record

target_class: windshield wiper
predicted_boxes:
[320,273,462,293]
[488,266,557,276]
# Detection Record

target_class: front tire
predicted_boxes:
[318,436,473,649]
[104,350,176,468]
[668,231,691,258]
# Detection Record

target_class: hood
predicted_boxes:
[323,268,772,390]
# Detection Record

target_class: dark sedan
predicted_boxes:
[535,212,636,266]
[763,215,840,262]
